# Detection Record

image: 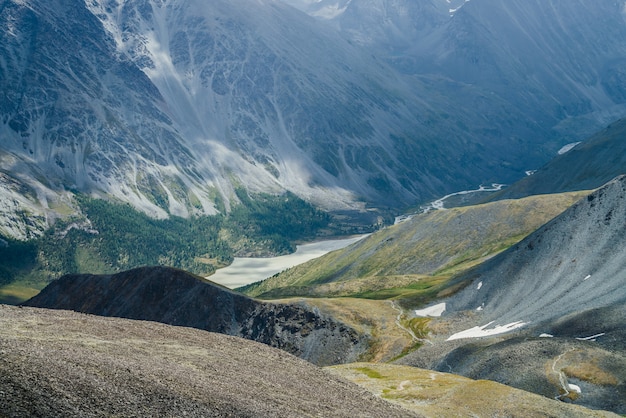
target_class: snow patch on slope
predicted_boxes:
[414,302,446,317]
[558,142,581,155]
[448,0,471,15]
[280,0,353,19]
[446,320,527,341]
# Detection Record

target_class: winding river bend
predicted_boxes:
[208,235,367,289]
[395,183,505,224]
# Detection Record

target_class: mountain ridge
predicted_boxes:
[4,0,626,241]
[286,0,626,165]
[241,191,587,300]
[23,265,369,366]
[445,175,626,326]
[394,176,626,413]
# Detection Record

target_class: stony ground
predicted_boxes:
[0,305,418,417]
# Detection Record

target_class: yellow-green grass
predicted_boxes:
[546,348,622,390]
[279,297,418,362]
[0,282,46,305]
[242,191,589,302]
[327,363,617,418]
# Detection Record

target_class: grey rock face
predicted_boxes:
[23,266,369,366]
[446,175,626,326]
[0,0,466,228]
[294,0,626,159]
[3,0,626,239]
[395,177,626,414]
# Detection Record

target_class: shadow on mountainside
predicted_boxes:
[23,266,369,366]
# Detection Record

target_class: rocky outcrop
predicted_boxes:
[24,266,369,366]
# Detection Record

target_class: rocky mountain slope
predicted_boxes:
[0,305,416,417]
[3,0,626,240]
[0,0,498,238]
[241,191,586,299]
[290,0,626,144]
[445,175,626,326]
[23,266,368,366]
[396,176,626,413]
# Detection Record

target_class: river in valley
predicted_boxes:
[208,235,367,289]
[211,181,513,289]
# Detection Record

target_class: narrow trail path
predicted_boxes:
[551,349,577,401]
[390,301,433,346]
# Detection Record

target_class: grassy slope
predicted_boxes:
[241,191,588,303]
[327,363,618,418]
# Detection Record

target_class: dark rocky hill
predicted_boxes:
[0,305,417,417]
[23,266,368,366]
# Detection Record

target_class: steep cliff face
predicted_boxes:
[23,266,369,366]
[0,0,475,237]
[0,0,196,216]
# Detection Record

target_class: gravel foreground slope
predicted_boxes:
[0,305,418,418]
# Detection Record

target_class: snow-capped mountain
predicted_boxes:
[0,0,508,238]
[278,0,355,19]
[281,0,452,48]
[289,0,626,141]
[2,0,626,239]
